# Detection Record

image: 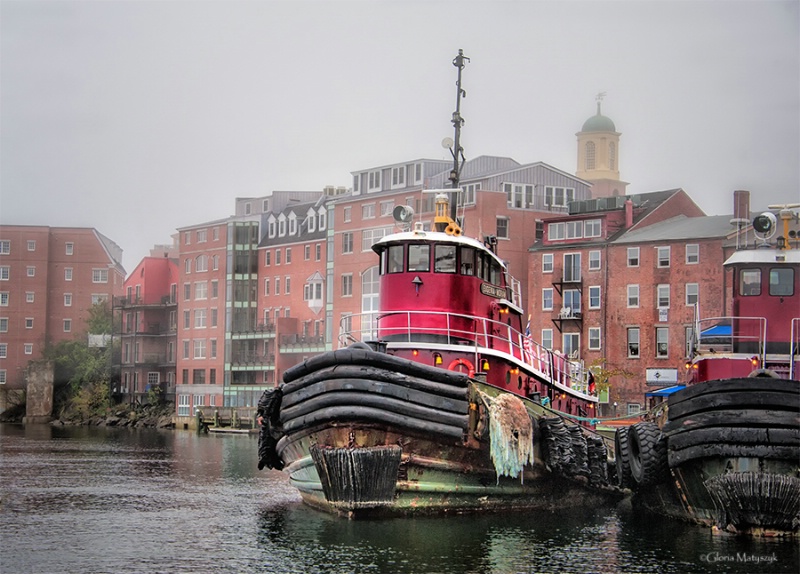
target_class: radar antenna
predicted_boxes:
[448,49,469,223]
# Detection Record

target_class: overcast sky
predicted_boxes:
[1,0,798,271]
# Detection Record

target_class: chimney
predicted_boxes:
[624,198,634,228]
[733,189,750,221]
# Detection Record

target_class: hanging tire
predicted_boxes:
[614,427,634,488]
[628,422,668,488]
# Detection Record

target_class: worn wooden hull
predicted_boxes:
[618,378,800,536]
[267,345,621,518]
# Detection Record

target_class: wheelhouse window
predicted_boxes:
[459,247,475,275]
[434,245,456,273]
[408,245,430,272]
[740,269,761,296]
[769,268,794,296]
[386,245,404,274]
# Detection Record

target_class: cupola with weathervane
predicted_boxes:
[576,93,628,198]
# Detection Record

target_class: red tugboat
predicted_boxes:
[616,205,800,536]
[257,51,621,517]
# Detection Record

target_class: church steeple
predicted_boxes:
[576,93,627,198]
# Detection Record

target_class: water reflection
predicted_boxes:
[1,424,797,574]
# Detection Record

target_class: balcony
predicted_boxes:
[121,353,175,367]
[230,353,276,370]
[279,334,326,352]
[114,296,177,309]
[552,307,582,333]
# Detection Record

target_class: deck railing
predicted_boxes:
[340,311,593,394]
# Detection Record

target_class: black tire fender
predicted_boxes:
[628,421,668,488]
[614,426,634,488]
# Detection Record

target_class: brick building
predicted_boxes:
[0,226,124,406]
[116,255,179,405]
[528,190,744,415]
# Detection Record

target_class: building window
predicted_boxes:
[304,245,311,260]
[496,217,509,239]
[195,255,208,272]
[27,240,36,251]
[275,249,282,265]
[589,286,601,309]
[26,292,34,303]
[342,232,354,254]
[656,327,669,358]
[63,319,71,332]
[0,292,7,306]
[315,244,321,261]
[342,274,353,297]
[391,166,405,188]
[362,204,376,219]
[584,219,602,238]
[685,283,699,306]
[0,344,6,358]
[588,327,601,350]
[544,186,575,207]
[92,269,109,283]
[197,229,207,243]
[627,327,640,358]
[542,288,553,311]
[285,277,291,294]
[564,289,581,314]
[183,310,190,329]
[26,318,33,329]
[540,329,553,351]
[193,339,207,359]
[211,308,218,328]
[627,284,639,308]
[0,318,6,332]
[65,268,73,281]
[563,333,580,357]
[626,247,640,267]
[0,241,9,255]
[274,277,280,295]
[195,281,207,300]
[64,293,72,307]
[184,283,191,301]
[657,284,670,308]
[368,170,381,191]
[657,246,671,268]
[686,244,699,264]
[542,254,553,273]
[0,370,5,384]
[589,250,601,271]
[264,278,270,296]
[343,206,352,223]
[566,221,583,239]
[26,266,35,277]
[548,222,565,241]
[23,343,33,355]
[0,267,8,281]
[380,200,395,217]
[92,294,108,305]
[65,242,74,255]
[563,253,581,282]
[194,309,207,328]
[211,281,218,299]
[210,339,217,359]
[264,251,271,266]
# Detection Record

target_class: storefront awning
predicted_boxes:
[700,325,731,337]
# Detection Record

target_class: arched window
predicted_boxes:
[585,141,596,170]
[609,142,616,170]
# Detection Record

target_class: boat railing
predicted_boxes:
[695,316,767,361]
[340,311,594,395]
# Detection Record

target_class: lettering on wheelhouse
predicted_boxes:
[480,283,506,299]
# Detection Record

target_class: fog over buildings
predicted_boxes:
[1,0,798,270]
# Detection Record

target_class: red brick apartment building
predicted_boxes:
[0,226,124,405]
[116,255,179,404]
[528,190,748,416]
[330,156,593,339]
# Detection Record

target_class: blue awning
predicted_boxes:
[645,385,685,397]
[700,325,731,337]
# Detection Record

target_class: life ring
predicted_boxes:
[448,358,475,378]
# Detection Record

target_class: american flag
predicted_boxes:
[523,316,534,364]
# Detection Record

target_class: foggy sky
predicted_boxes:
[1,0,798,271]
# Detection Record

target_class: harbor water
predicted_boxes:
[1,424,797,574]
